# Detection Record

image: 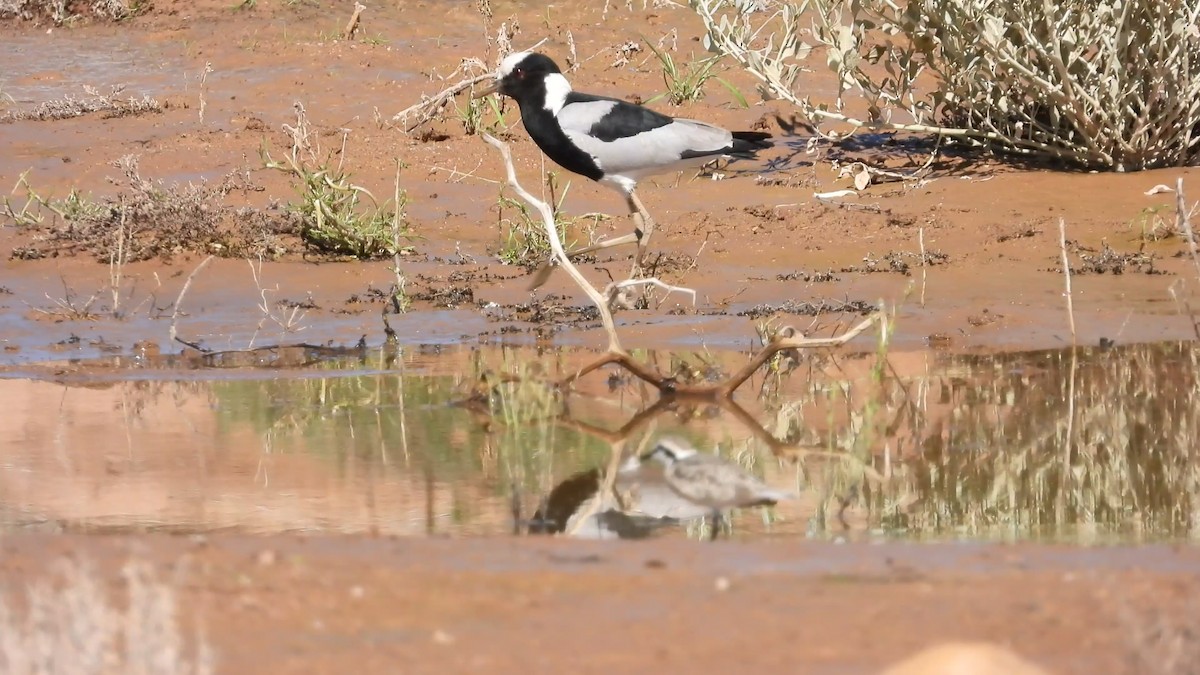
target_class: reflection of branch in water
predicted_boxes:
[558,316,881,397]
[490,387,884,539]
[174,340,371,369]
[169,252,375,363]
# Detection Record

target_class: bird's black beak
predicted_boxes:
[472,80,500,99]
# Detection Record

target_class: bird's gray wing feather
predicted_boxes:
[666,460,739,505]
[565,118,734,176]
[556,100,620,134]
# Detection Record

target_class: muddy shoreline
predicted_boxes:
[3,1,1199,672]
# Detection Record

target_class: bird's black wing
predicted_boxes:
[563,92,673,142]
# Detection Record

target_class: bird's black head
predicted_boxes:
[643,437,697,466]
[485,51,566,108]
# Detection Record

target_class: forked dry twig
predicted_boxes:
[392,66,493,133]
[481,133,882,398]
[485,133,624,352]
[605,277,696,310]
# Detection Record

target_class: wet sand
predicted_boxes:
[2,1,1199,672]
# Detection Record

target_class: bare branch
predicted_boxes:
[483,133,625,353]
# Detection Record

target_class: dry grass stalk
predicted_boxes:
[0,558,213,675]
[1176,178,1200,280]
[169,254,215,346]
[1169,177,1200,340]
[196,63,213,125]
[1058,217,1076,342]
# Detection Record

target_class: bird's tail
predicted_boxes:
[755,488,798,506]
[730,131,773,157]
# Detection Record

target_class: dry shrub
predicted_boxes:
[0,558,213,675]
[0,0,144,23]
[693,0,1200,170]
[6,156,302,261]
[0,86,160,124]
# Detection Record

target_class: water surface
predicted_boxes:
[2,341,1196,543]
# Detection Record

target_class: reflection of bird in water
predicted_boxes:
[528,459,711,540]
[644,436,795,540]
[528,437,793,541]
[527,468,651,539]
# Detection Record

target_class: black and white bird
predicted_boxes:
[476,51,772,282]
[643,436,795,540]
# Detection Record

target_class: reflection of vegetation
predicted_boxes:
[211,360,485,480]
[811,342,1200,542]
[191,341,1200,541]
[208,350,614,498]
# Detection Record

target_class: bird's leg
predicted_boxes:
[525,190,654,290]
[526,231,641,290]
[709,509,721,542]
[627,190,656,275]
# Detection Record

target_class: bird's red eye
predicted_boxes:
[513,67,524,79]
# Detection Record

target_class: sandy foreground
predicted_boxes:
[2,1,1199,673]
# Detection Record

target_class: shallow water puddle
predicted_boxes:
[1,341,1196,543]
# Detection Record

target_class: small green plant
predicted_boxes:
[452,92,507,136]
[263,103,416,259]
[3,170,104,227]
[496,173,599,267]
[1131,204,1179,242]
[644,40,747,107]
[233,0,255,10]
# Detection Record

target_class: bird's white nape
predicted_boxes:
[497,50,532,77]
[542,73,572,114]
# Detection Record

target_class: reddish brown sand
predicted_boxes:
[1,2,1198,672]
[3,534,1196,674]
